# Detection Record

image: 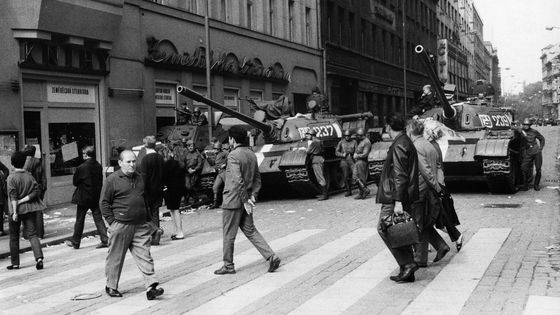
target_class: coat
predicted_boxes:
[139,152,165,204]
[222,145,261,210]
[72,158,103,207]
[375,133,419,206]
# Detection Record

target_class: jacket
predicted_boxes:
[335,139,357,159]
[376,133,419,205]
[139,151,165,204]
[71,158,103,207]
[411,135,440,194]
[222,145,261,210]
[100,170,148,225]
[7,170,45,215]
[354,138,372,161]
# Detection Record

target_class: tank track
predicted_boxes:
[483,158,516,194]
[283,167,320,197]
[198,174,216,191]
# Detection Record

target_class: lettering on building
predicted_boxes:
[145,37,291,83]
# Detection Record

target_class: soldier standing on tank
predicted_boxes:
[190,107,208,126]
[518,118,545,191]
[352,128,372,199]
[210,142,229,209]
[179,140,204,206]
[336,130,357,197]
[306,129,328,201]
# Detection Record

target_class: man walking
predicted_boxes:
[407,120,450,266]
[518,118,545,191]
[376,114,420,283]
[306,129,328,201]
[336,130,357,197]
[353,128,371,199]
[65,146,108,249]
[214,125,281,275]
[100,150,164,300]
[139,136,165,245]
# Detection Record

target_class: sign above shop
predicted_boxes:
[47,83,96,103]
[155,85,176,105]
[145,37,291,83]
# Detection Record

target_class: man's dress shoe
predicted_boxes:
[146,284,164,300]
[396,263,418,283]
[214,266,236,275]
[268,255,281,272]
[433,247,450,263]
[105,286,123,297]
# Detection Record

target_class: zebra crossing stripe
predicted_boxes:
[3,234,237,314]
[402,228,511,315]
[288,249,395,315]
[186,228,376,315]
[89,229,324,315]
[523,295,560,315]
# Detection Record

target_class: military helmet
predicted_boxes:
[306,129,317,136]
[522,118,532,125]
[213,142,222,150]
[193,107,201,113]
[356,128,365,136]
[343,130,352,137]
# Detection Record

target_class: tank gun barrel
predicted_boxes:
[176,85,273,134]
[336,112,373,121]
[414,45,456,119]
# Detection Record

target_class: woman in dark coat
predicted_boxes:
[161,145,186,240]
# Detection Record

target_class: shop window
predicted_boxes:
[224,88,240,111]
[48,123,95,177]
[249,90,263,102]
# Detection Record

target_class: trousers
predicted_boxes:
[105,221,158,290]
[9,212,43,266]
[413,226,449,265]
[352,160,368,183]
[212,171,226,195]
[312,161,326,186]
[222,208,275,269]
[71,205,108,245]
[377,203,414,266]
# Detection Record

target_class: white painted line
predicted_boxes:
[289,249,395,315]
[185,228,376,315]
[523,295,560,315]
[90,229,324,315]
[3,233,230,314]
[402,228,511,315]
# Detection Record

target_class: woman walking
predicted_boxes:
[6,151,46,270]
[161,145,185,240]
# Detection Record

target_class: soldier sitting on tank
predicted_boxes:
[178,140,204,207]
[352,128,372,199]
[306,87,329,116]
[189,107,208,126]
[409,85,438,118]
[516,118,545,191]
[336,130,357,197]
[209,142,229,209]
[306,129,328,201]
[176,104,191,125]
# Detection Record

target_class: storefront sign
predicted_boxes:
[47,83,96,103]
[145,37,291,82]
[155,85,176,104]
[437,39,449,84]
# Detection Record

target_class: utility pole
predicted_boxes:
[402,0,407,116]
[205,0,213,140]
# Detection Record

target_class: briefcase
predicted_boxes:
[381,212,420,248]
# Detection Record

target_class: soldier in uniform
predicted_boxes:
[179,140,204,204]
[306,87,329,116]
[518,118,545,191]
[306,129,328,201]
[335,130,357,197]
[190,107,208,126]
[210,142,229,209]
[352,128,372,199]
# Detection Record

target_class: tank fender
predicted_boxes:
[278,149,308,168]
[474,139,510,157]
[368,141,392,161]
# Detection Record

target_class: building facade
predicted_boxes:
[541,43,560,120]
[0,0,323,205]
[484,41,501,98]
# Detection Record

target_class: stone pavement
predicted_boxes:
[0,126,558,314]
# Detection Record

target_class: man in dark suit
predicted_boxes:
[376,113,420,283]
[139,136,165,245]
[65,146,108,249]
[214,125,281,275]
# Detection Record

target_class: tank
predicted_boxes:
[176,85,373,197]
[368,45,522,194]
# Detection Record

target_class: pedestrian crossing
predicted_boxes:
[0,226,534,315]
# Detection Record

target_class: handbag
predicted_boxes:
[381,212,420,248]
